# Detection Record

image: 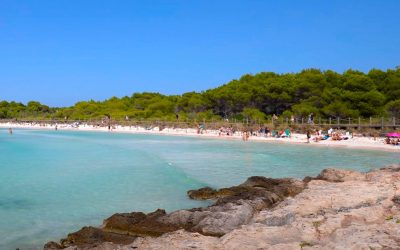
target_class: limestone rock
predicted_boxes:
[316,168,366,182]
[130,230,219,250]
[191,201,254,236]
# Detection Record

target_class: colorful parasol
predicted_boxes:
[386,132,400,137]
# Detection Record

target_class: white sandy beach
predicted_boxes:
[1,122,399,152]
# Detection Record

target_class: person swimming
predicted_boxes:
[8,128,13,134]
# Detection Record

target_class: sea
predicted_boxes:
[0,129,398,249]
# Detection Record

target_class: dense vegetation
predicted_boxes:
[1,68,400,122]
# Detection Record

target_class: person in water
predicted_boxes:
[8,128,13,134]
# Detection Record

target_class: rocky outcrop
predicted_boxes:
[315,168,366,182]
[45,210,179,249]
[159,176,305,236]
[187,176,304,202]
[187,187,217,200]
[44,226,137,249]
[44,176,304,248]
[102,209,180,237]
[45,164,400,250]
[302,168,367,183]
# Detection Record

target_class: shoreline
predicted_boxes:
[1,122,399,153]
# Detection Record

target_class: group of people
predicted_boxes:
[385,137,399,145]
[244,126,354,143]
[218,126,235,136]
[258,127,292,138]
[217,126,293,140]
[306,128,351,143]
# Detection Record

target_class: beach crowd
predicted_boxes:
[1,121,399,149]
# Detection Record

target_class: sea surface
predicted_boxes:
[0,129,399,249]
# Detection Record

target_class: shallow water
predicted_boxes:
[0,129,398,249]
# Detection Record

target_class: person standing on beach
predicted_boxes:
[265,127,270,137]
[308,113,314,124]
[306,130,311,143]
[242,129,248,141]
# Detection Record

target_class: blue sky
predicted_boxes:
[0,0,399,107]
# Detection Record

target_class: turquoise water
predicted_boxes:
[0,129,398,249]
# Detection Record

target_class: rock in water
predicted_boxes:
[58,226,136,248]
[187,176,305,205]
[102,209,180,236]
[187,187,217,200]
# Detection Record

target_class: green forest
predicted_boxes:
[1,67,400,122]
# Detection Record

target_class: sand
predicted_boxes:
[1,122,399,152]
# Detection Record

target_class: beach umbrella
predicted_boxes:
[386,132,400,137]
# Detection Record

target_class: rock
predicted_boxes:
[130,229,219,250]
[158,201,255,236]
[62,242,125,250]
[188,176,305,207]
[191,201,255,236]
[302,176,314,183]
[186,186,239,201]
[380,164,400,172]
[187,187,217,200]
[263,211,296,226]
[161,176,306,236]
[102,209,180,236]
[219,223,304,249]
[240,176,305,197]
[59,226,136,248]
[316,168,366,182]
[43,241,63,250]
[392,195,400,205]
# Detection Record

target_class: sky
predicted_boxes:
[0,0,399,107]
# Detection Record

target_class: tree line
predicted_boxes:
[1,67,400,122]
